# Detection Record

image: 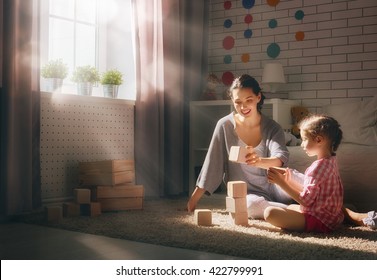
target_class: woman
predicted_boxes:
[187,74,294,218]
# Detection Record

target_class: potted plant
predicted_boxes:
[41,59,68,93]
[72,65,100,96]
[100,69,123,98]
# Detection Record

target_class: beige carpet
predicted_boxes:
[19,194,377,259]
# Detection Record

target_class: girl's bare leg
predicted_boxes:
[264,205,305,231]
[343,207,368,226]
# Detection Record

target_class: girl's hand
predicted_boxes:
[268,167,290,185]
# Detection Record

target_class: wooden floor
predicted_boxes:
[0,222,242,260]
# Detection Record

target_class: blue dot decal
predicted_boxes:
[242,0,255,10]
[244,29,253,38]
[224,19,233,28]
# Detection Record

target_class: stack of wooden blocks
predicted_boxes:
[226,181,248,226]
[79,159,144,211]
[45,188,101,222]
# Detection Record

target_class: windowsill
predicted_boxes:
[40,91,136,106]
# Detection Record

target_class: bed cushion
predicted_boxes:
[323,96,377,145]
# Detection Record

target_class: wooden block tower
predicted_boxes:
[226,181,248,226]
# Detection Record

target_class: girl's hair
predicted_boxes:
[228,74,265,113]
[299,114,343,155]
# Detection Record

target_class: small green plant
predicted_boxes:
[100,69,123,85]
[72,65,100,83]
[41,59,68,79]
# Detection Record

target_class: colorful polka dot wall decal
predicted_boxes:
[241,53,250,63]
[224,55,232,64]
[223,36,235,50]
[242,0,255,9]
[224,1,232,10]
[269,19,277,28]
[244,14,253,24]
[295,31,305,41]
[267,43,280,58]
[224,19,232,28]
[267,0,280,7]
[295,10,305,20]
[244,29,253,39]
[222,71,234,86]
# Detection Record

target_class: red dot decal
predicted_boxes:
[222,71,234,86]
[223,36,235,50]
[245,14,253,24]
[224,1,232,10]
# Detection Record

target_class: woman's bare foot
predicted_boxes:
[343,207,367,226]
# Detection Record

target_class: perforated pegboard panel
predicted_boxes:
[40,92,135,202]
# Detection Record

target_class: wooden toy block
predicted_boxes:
[62,202,80,217]
[74,188,91,204]
[227,181,247,198]
[80,202,101,217]
[229,212,249,226]
[46,206,62,222]
[194,209,212,226]
[229,146,249,163]
[226,196,247,213]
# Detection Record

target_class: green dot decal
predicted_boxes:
[295,10,305,20]
[267,43,281,58]
[269,19,277,28]
[224,55,232,64]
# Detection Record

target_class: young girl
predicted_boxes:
[265,114,345,233]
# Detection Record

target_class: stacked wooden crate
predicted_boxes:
[79,159,144,211]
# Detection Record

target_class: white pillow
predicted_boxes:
[323,96,377,145]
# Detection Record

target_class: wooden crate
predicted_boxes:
[98,197,143,211]
[94,184,144,199]
[79,170,135,186]
[79,159,134,174]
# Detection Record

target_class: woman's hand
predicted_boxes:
[187,187,205,212]
[245,146,260,166]
[245,146,283,169]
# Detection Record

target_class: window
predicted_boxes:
[40,0,136,100]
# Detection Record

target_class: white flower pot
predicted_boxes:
[103,84,119,98]
[77,82,93,96]
[44,78,63,93]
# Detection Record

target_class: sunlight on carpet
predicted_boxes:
[19,194,377,260]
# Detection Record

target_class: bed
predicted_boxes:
[287,96,377,211]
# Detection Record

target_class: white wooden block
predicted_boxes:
[226,197,247,213]
[229,146,249,163]
[194,209,212,226]
[227,181,247,198]
[229,212,249,226]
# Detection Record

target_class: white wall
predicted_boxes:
[208,0,377,111]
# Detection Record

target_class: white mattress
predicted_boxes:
[287,143,377,211]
